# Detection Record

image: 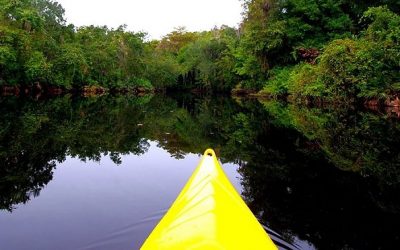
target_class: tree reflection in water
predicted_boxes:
[0,94,399,249]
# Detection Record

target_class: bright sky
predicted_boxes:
[56,0,243,39]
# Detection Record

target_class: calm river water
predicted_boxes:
[0,94,399,249]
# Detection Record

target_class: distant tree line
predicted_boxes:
[0,0,155,93]
[1,0,399,101]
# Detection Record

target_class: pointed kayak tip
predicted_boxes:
[141,147,277,250]
[204,148,216,158]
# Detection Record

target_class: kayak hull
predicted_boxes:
[141,149,277,249]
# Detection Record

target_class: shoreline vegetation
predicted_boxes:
[1,1,400,106]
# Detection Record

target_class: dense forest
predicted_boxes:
[1,0,400,103]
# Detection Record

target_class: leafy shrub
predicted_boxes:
[260,67,293,96]
[288,63,325,98]
[317,38,361,98]
[316,6,400,100]
[132,78,154,91]
[24,51,51,83]
[361,6,400,43]
[285,6,400,101]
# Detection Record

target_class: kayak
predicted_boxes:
[141,149,277,249]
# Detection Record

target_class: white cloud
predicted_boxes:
[56,0,243,39]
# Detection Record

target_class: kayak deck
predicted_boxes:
[141,149,277,249]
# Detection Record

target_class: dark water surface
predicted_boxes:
[0,94,399,250]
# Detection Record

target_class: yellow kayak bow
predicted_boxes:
[141,149,277,249]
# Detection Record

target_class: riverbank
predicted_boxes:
[230,90,400,118]
[232,87,400,108]
[0,84,158,98]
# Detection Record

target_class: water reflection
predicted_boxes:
[242,100,400,249]
[0,94,399,249]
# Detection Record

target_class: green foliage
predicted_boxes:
[258,6,400,101]
[234,0,286,87]
[238,0,400,99]
[176,27,240,91]
[0,0,161,90]
[143,52,180,88]
[0,45,16,67]
[317,39,362,98]
[0,45,17,83]
[24,51,51,82]
[362,5,400,42]
[261,64,325,98]
[52,43,87,87]
[260,67,292,96]
[277,0,353,48]
[319,7,399,100]
[318,38,394,99]
[0,0,399,97]
[132,78,154,91]
[157,27,198,55]
[288,63,325,98]
[235,0,356,91]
